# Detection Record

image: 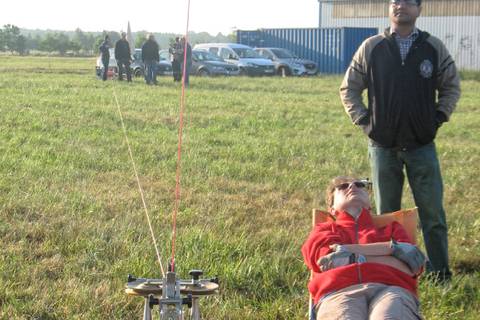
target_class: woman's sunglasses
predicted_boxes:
[335,181,369,191]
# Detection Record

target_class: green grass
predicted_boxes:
[1,56,479,319]
[460,70,480,82]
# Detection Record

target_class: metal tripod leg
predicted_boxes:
[143,297,152,320]
[191,297,200,320]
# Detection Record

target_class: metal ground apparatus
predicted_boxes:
[118,2,212,318]
[126,270,219,320]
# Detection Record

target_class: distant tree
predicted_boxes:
[25,34,41,51]
[70,40,81,54]
[192,32,212,45]
[84,33,97,54]
[135,31,147,48]
[73,28,89,51]
[39,33,56,52]
[0,27,238,56]
[55,33,71,55]
[14,34,27,55]
[0,24,25,54]
[39,32,72,55]
[71,29,100,54]
[0,29,5,51]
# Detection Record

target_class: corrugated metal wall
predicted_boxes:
[318,0,480,70]
[237,27,377,74]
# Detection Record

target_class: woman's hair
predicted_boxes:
[325,176,357,209]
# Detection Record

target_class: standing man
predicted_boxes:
[180,36,192,86]
[340,0,460,283]
[99,35,111,81]
[170,37,182,82]
[115,32,132,82]
[141,34,160,85]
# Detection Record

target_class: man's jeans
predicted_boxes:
[102,58,109,81]
[117,59,132,81]
[172,59,181,81]
[144,60,157,84]
[181,62,191,85]
[368,142,451,278]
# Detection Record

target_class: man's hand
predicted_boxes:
[390,239,426,274]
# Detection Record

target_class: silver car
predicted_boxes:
[191,50,239,76]
[194,43,275,77]
[254,47,318,76]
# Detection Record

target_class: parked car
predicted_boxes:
[191,50,239,76]
[131,49,172,77]
[193,43,275,76]
[95,48,172,78]
[254,47,318,76]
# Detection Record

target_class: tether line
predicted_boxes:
[170,0,192,272]
[113,89,165,278]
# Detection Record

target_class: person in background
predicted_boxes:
[169,37,182,82]
[99,35,111,81]
[115,32,132,82]
[141,34,160,85]
[302,176,426,320]
[339,0,460,283]
[179,36,192,86]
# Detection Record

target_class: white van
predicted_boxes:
[193,43,275,76]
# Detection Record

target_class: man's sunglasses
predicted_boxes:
[390,0,419,6]
[335,181,369,191]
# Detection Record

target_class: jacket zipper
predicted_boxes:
[355,220,363,283]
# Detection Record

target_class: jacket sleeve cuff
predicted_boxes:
[355,114,369,126]
[436,111,448,128]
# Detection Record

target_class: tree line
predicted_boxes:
[0,24,235,56]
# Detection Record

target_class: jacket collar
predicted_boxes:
[334,208,374,227]
[384,27,429,44]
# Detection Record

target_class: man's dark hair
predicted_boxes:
[391,0,422,5]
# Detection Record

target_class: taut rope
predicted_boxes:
[113,90,165,278]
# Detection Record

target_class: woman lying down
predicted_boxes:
[302,176,425,320]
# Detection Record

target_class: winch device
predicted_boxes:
[125,269,219,320]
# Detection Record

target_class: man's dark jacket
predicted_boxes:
[99,41,110,61]
[141,40,159,62]
[340,29,460,150]
[115,39,131,60]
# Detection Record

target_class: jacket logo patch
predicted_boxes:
[419,60,433,79]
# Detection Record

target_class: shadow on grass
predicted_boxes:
[453,257,480,274]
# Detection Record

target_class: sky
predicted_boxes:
[0,0,320,35]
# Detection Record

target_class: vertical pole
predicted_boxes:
[191,297,200,320]
[143,297,152,320]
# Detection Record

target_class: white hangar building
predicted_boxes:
[317,0,480,70]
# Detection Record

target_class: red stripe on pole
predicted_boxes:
[171,0,192,273]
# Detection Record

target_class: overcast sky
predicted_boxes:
[1,0,320,35]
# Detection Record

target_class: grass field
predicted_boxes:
[0,56,479,319]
